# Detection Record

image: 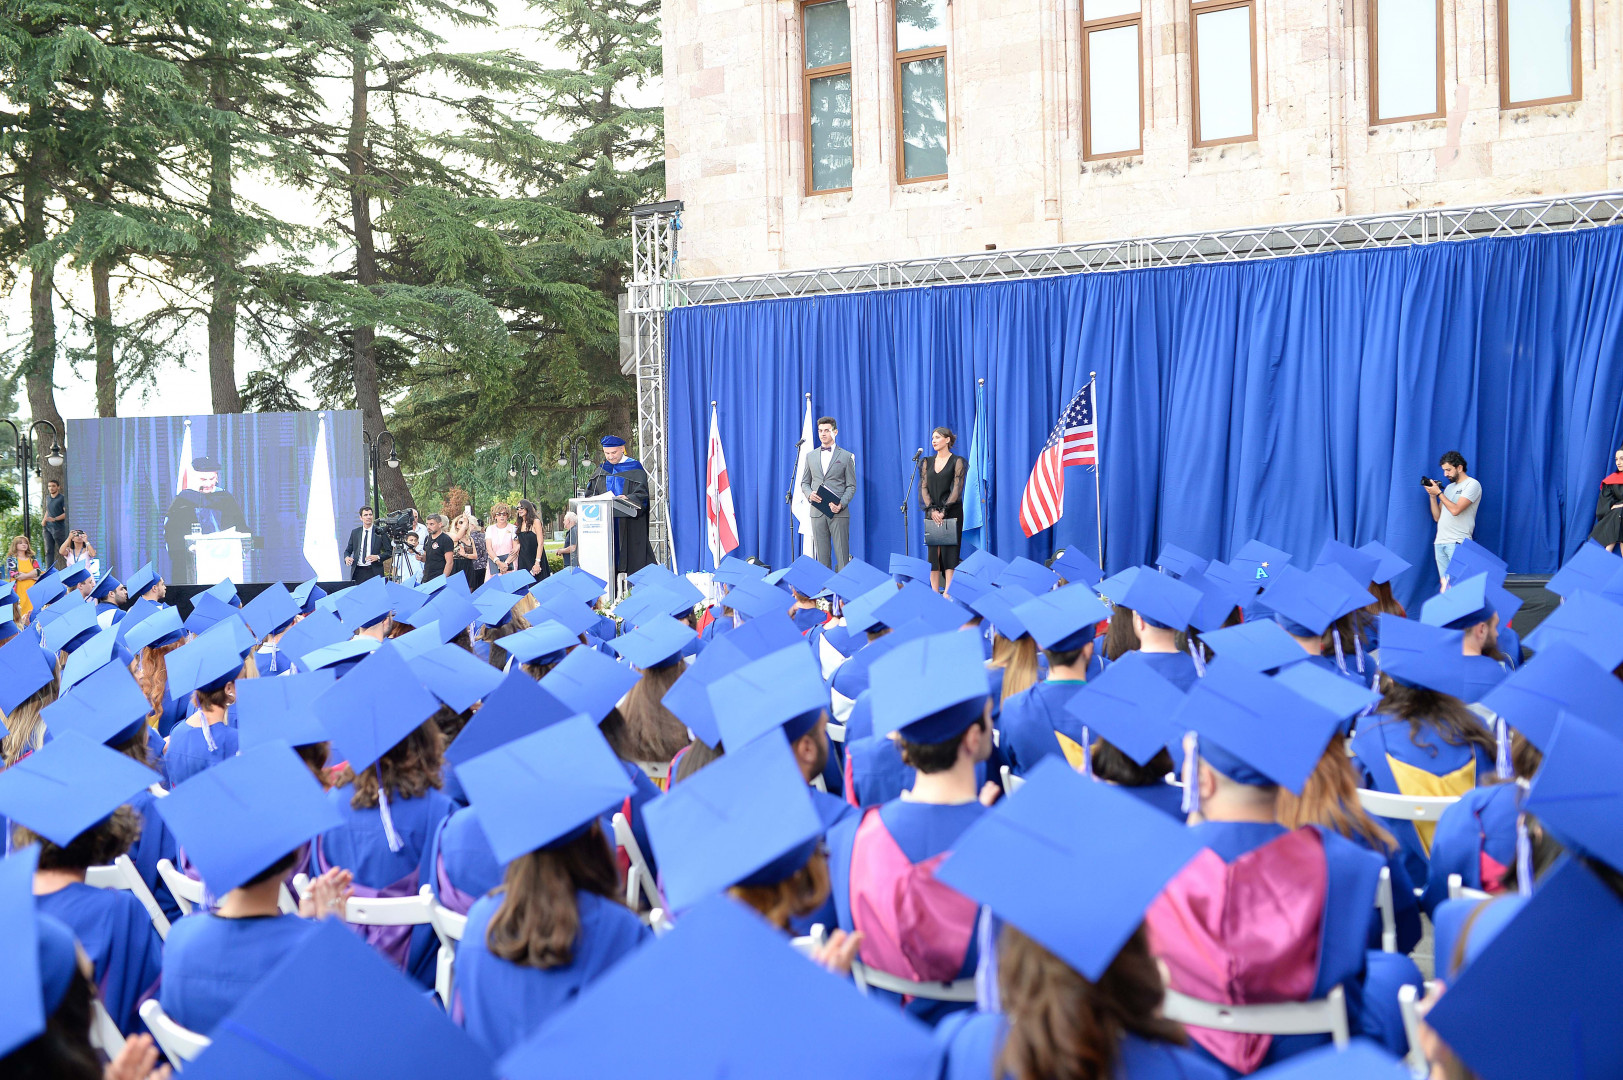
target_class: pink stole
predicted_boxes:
[1146,828,1328,1075]
[848,807,978,984]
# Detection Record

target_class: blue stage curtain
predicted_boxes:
[668,226,1623,607]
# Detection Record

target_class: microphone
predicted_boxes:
[912,448,924,463]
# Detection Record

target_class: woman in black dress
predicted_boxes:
[515,498,551,581]
[1592,447,1623,551]
[921,426,967,593]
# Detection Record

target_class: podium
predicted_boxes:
[569,494,637,599]
[185,529,252,585]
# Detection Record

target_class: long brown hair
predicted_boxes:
[1102,606,1140,661]
[1374,677,1497,760]
[611,664,691,762]
[331,721,446,808]
[516,499,540,533]
[2,683,56,765]
[996,924,1185,1080]
[1367,582,1406,618]
[484,822,621,969]
[1276,743,1397,852]
[672,735,724,784]
[729,851,830,930]
[992,634,1040,704]
[134,640,185,722]
[479,610,532,671]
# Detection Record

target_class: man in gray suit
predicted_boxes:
[799,415,856,570]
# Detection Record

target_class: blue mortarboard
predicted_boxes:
[1443,539,1507,588]
[1069,652,1187,765]
[722,578,793,621]
[1270,660,1381,729]
[335,576,395,631]
[239,582,300,638]
[164,630,246,698]
[0,730,155,845]
[1357,541,1411,585]
[1091,565,1141,606]
[708,645,829,749]
[498,893,942,1080]
[963,588,1028,640]
[158,741,343,895]
[444,670,574,767]
[945,572,990,606]
[1479,642,1623,749]
[873,580,966,637]
[1522,591,1623,670]
[123,563,158,600]
[1376,615,1473,698]
[123,604,184,653]
[1421,574,1496,630]
[888,553,931,584]
[301,630,382,675]
[26,577,66,609]
[414,590,479,639]
[871,632,990,743]
[41,600,98,655]
[201,613,258,660]
[532,595,598,637]
[1115,568,1201,630]
[41,662,149,746]
[57,564,91,589]
[646,732,823,911]
[0,620,20,646]
[1172,660,1341,794]
[1,847,81,1057]
[58,626,132,693]
[185,591,239,636]
[494,568,537,594]
[612,588,666,629]
[1545,539,1618,598]
[385,583,429,625]
[89,568,121,601]
[609,614,696,669]
[1314,540,1380,588]
[998,556,1060,596]
[551,567,608,605]
[1425,858,1623,1080]
[456,714,632,863]
[1050,547,1103,587]
[185,919,494,1080]
[0,635,56,713]
[291,577,326,614]
[776,555,834,598]
[645,576,705,620]
[275,610,347,668]
[470,589,520,629]
[415,643,504,712]
[1014,584,1109,651]
[628,563,677,588]
[540,646,641,724]
[840,583,900,635]
[389,621,454,661]
[1156,543,1209,579]
[1245,1041,1410,1080]
[954,547,1008,582]
[1230,540,1293,587]
[200,577,241,607]
[1178,569,1244,633]
[661,616,806,746]
[938,758,1205,980]
[500,621,580,666]
[0,581,13,606]
[1526,713,1623,871]
[312,643,441,772]
[1199,619,1310,672]
[414,573,450,595]
[1485,580,1523,625]
[824,557,890,601]
[599,434,626,448]
[235,671,335,750]
[1259,563,1373,637]
[710,555,768,588]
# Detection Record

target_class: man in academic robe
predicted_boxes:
[164,455,248,584]
[582,435,653,575]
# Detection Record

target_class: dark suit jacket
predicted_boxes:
[344,525,388,577]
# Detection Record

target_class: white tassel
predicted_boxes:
[1353,631,1366,675]
[200,719,217,753]
[1080,726,1093,779]
[378,784,405,853]
[1515,810,1533,898]
[1187,640,1206,678]
[1180,732,1200,815]
[1332,629,1348,675]
[1495,717,1512,780]
[974,907,1001,1013]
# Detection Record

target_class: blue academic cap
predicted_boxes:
[963,588,1028,640]
[312,643,441,773]
[1179,569,1244,633]
[1156,543,1209,579]
[1421,574,1496,629]
[291,577,326,613]
[646,732,823,912]
[722,577,793,621]
[775,555,834,598]
[123,604,184,653]
[494,568,537,595]
[200,613,257,660]
[1544,539,1618,598]
[1478,642,1623,750]
[840,583,899,635]
[185,919,494,1080]
[661,616,806,747]
[1258,564,1372,637]
[954,547,1008,582]
[599,434,626,447]
[0,620,17,647]
[944,571,990,606]
[1069,652,1187,765]
[628,563,677,588]
[414,590,479,639]
[500,621,580,666]
[299,635,379,677]
[710,555,768,588]
[1230,540,1293,587]
[1050,546,1103,587]
[888,553,931,584]
[871,631,990,743]
[1014,584,1109,651]
[1357,541,1411,585]
[184,591,239,636]
[200,578,241,607]
[645,576,705,619]
[1314,540,1380,589]
[531,595,598,637]
[335,576,395,631]
[455,714,632,864]
[158,740,343,895]
[470,589,520,629]
[0,730,155,846]
[609,614,695,670]
[1270,660,1381,729]
[25,576,66,610]
[239,582,300,638]
[57,564,91,589]
[413,643,504,712]
[1522,590,1623,670]
[824,557,890,601]
[385,583,429,624]
[89,568,121,600]
[0,847,82,1058]
[873,580,966,637]
[41,600,98,655]
[1443,539,1507,588]
[235,670,334,750]
[554,566,609,604]
[1115,568,1201,630]
[938,758,1205,980]
[388,620,453,662]
[1091,564,1142,606]
[1485,580,1523,625]
[1525,713,1623,871]
[275,609,347,668]
[540,646,640,724]
[1171,660,1341,795]
[124,562,158,600]
[612,587,670,629]
[444,670,574,767]
[1246,1041,1410,1080]
[0,635,56,713]
[998,556,1060,596]
[708,645,829,750]
[1425,858,1623,1080]
[1377,615,1474,698]
[164,630,246,697]
[41,662,149,747]
[1199,619,1310,673]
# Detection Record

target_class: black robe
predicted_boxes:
[1592,472,1623,547]
[584,459,653,575]
[164,488,248,584]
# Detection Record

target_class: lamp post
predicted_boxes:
[362,430,398,518]
[557,436,591,497]
[508,452,540,501]
[0,420,64,551]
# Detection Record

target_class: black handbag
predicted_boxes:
[924,517,959,547]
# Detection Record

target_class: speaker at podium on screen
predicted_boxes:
[165,451,251,585]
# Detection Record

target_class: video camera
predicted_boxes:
[381,509,417,542]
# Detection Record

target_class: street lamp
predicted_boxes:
[558,436,590,497]
[362,430,398,518]
[0,419,64,551]
[508,452,540,501]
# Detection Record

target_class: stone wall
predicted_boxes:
[664,0,1622,278]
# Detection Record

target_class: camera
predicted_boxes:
[1421,476,1436,489]
[381,509,416,542]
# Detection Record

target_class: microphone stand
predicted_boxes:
[904,449,924,553]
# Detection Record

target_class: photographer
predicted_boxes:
[1425,450,1481,581]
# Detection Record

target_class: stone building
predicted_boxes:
[662,0,1614,278]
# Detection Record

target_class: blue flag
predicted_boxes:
[961,381,990,552]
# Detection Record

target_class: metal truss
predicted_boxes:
[629,200,683,570]
[668,191,1623,306]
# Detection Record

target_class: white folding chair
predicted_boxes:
[85,854,171,940]
[633,760,670,784]
[830,688,856,723]
[851,960,978,1002]
[139,998,211,1069]
[1376,866,1398,954]
[157,858,203,916]
[1000,766,1025,794]
[1397,983,1428,1076]
[613,811,661,912]
[1355,789,1460,823]
[790,923,827,957]
[1161,985,1351,1047]
[425,886,469,1009]
[344,888,434,927]
[648,907,676,937]
[89,998,126,1058]
[1445,873,1491,902]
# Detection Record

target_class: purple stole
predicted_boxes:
[315,835,419,970]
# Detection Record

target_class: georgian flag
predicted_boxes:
[706,402,740,566]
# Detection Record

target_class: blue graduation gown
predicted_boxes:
[162,721,239,788]
[788,788,860,936]
[37,883,163,1035]
[454,889,648,1058]
[791,606,829,634]
[155,689,189,737]
[255,642,294,676]
[441,762,469,807]
[1420,783,1518,914]
[1497,625,1522,669]
[128,783,183,923]
[1000,679,1089,775]
[1137,650,1200,691]
[427,807,506,913]
[938,1012,1226,1080]
[159,913,317,1035]
[1120,779,1187,820]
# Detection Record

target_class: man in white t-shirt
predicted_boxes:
[1426,450,1481,581]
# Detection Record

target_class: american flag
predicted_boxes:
[1019,380,1098,537]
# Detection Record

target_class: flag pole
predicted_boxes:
[1090,371,1103,569]
[977,378,987,550]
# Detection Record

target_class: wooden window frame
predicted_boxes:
[1081,4,1145,160]
[803,0,855,195]
[1498,0,1582,109]
[1369,0,1445,125]
[1189,0,1259,148]
[893,5,949,184]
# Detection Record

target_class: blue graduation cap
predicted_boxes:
[1069,652,1187,765]
[1091,564,1142,606]
[185,919,495,1080]
[164,630,248,698]
[385,583,429,625]
[1179,569,1244,633]
[723,577,793,621]
[335,576,395,631]
[1270,660,1381,730]
[1156,543,1209,579]
[645,731,823,912]
[414,590,479,640]
[954,547,1008,582]
[1014,584,1109,652]
[944,571,990,606]
[775,555,834,598]
[453,714,631,864]
[1522,590,1623,670]
[497,893,942,1080]
[1526,713,1623,872]
[611,587,665,629]
[0,620,19,647]
[1230,540,1293,587]
[531,595,598,637]
[1443,539,1507,588]
[661,618,805,747]
[609,614,695,670]
[40,662,149,747]
[871,631,990,743]
[200,578,241,608]
[888,553,930,585]
[824,557,890,601]
[124,562,158,601]
[470,589,520,629]
[239,582,300,639]
[201,613,258,660]
[710,555,768,588]
[1258,563,1373,637]
[1115,568,1201,630]
[0,730,155,846]
[1051,546,1103,587]
[628,563,677,588]
[1376,615,1473,699]
[311,643,441,773]
[641,576,705,621]
[235,671,335,750]
[1199,619,1310,673]
[839,583,899,636]
[1171,660,1341,795]
[388,620,452,662]
[1421,574,1496,629]
[444,670,574,767]
[275,609,347,669]
[1479,642,1623,750]
[873,580,966,637]
[0,635,56,714]
[1314,540,1380,588]
[58,564,91,589]
[1,847,82,1057]
[25,576,66,610]
[157,741,343,896]
[415,643,504,712]
[998,556,1060,596]
[123,603,184,653]
[1357,541,1411,585]
[529,566,605,607]
[540,646,640,724]
[185,591,239,636]
[708,645,828,749]
[291,577,326,614]
[1245,1042,1410,1080]
[937,758,1205,980]
[299,633,380,676]
[89,568,121,601]
[1545,539,1618,598]
[494,568,537,594]
[0,581,13,607]
[41,600,98,655]
[963,588,1028,640]
[500,621,581,667]
[1425,858,1623,1080]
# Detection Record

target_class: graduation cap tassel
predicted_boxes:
[1331,628,1348,675]
[1353,631,1366,675]
[1080,726,1093,779]
[1180,732,1200,816]
[973,908,1002,1013]
[1495,717,1512,781]
[200,719,218,753]
[1186,640,1206,678]
[1515,810,1534,898]
[377,783,405,854]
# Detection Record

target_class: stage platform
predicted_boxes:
[164,580,356,618]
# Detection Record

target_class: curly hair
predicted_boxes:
[728,851,830,930]
[16,806,142,871]
[330,720,446,808]
[134,639,185,722]
[485,822,621,969]
[1374,677,1497,760]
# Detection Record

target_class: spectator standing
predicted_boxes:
[42,479,67,567]
[1426,451,1481,581]
[58,530,97,572]
[7,535,41,619]
[514,499,550,581]
[421,514,455,582]
[484,504,517,580]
